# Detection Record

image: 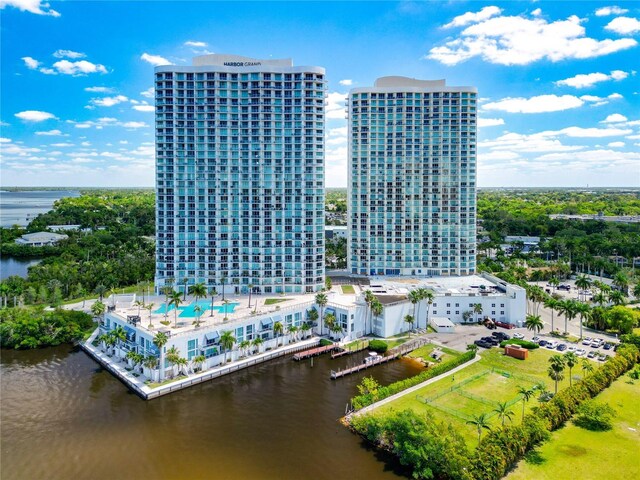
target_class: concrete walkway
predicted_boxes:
[347,353,482,419]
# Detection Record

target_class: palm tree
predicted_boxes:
[543,297,559,333]
[315,292,328,335]
[404,314,414,332]
[408,289,420,329]
[306,309,318,334]
[422,289,435,328]
[162,286,173,322]
[575,274,592,302]
[189,282,207,306]
[608,289,626,306]
[466,413,491,443]
[94,284,108,301]
[91,300,106,322]
[193,305,203,327]
[612,271,629,296]
[557,299,578,334]
[165,346,180,378]
[220,275,227,302]
[247,283,254,308]
[192,354,206,373]
[592,291,606,307]
[288,325,299,343]
[168,290,182,328]
[220,330,236,362]
[473,303,483,323]
[273,321,284,346]
[324,313,336,337]
[564,351,579,386]
[493,401,514,426]
[300,322,312,339]
[466,343,478,354]
[525,314,544,334]
[548,355,566,393]
[517,386,534,422]
[222,299,230,322]
[209,287,218,317]
[633,283,640,300]
[133,299,144,317]
[363,289,374,334]
[252,336,264,354]
[581,358,594,376]
[330,322,343,339]
[146,302,155,329]
[111,325,127,357]
[153,331,169,381]
[370,299,383,335]
[181,277,190,301]
[174,357,188,376]
[143,355,158,379]
[239,340,251,357]
[575,302,591,339]
[549,276,559,292]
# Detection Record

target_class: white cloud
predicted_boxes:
[602,113,628,123]
[429,12,637,66]
[579,92,623,106]
[531,8,542,17]
[608,141,625,147]
[140,53,171,66]
[53,49,85,59]
[14,110,56,122]
[35,129,67,136]
[89,95,128,107]
[555,70,628,88]
[480,132,584,153]
[478,118,505,127]
[0,0,60,17]
[50,142,73,147]
[21,56,40,69]
[443,6,502,28]
[132,105,155,112]
[326,92,347,119]
[140,87,154,98]
[50,60,107,75]
[605,16,640,34]
[121,121,148,129]
[595,6,629,16]
[339,79,353,86]
[184,41,207,47]
[482,94,584,113]
[84,86,115,93]
[558,126,631,138]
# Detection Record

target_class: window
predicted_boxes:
[187,339,198,360]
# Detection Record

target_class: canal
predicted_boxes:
[0,344,422,479]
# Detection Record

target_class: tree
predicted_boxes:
[404,314,414,332]
[422,289,434,328]
[306,309,318,335]
[91,300,106,322]
[544,297,560,332]
[220,330,236,362]
[174,356,188,376]
[239,340,251,357]
[592,291,607,307]
[220,275,227,302]
[613,271,629,296]
[209,287,218,317]
[466,343,478,354]
[548,354,566,393]
[473,303,483,323]
[575,302,591,339]
[94,284,107,301]
[581,358,594,376]
[288,325,299,343]
[300,321,312,339]
[493,401,514,426]
[111,325,127,357]
[192,354,206,372]
[273,321,284,346]
[330,322,343,339]
[146,302,154,329]
[168,290,182,328]
[466,413,491,443]
[408,289,421,329]
[525,314,544,334]
[315,292,328,336]
[633,282,640,300]
[517,386,534,422]
[252,336,263,354]
[193,305,203,327]
[557,299,578,334]
[370,299,383,335]
[363,289,374,334]
[325,276,332,291]
[356,376,380,397]
[574,400,617,431]
[181,277,190,301]
[153,331,169,381]
[143,355,158,378]
[165,346,180,378]
[324,312,336,337]
[607,306,639,334]
[575,275,592,301]
[247,283,254,308]
[564,351,579,386]
[189,282,207,305]
[608,289,626,306]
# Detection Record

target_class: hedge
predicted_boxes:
[319,338,333,347]
[351,349,476,410]
[368,339,388,353]
[499,339,539,349]
[469,343,640,480]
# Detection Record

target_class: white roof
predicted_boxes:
[431,316,455,327]
[19,232,68,241]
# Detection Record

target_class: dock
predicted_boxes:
[331,341,369,359]
[292,344,338,361]
[330,353,400,379]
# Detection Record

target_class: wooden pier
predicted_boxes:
[330,353,400,379]
[331,342,369,359]
[292,344,338,361]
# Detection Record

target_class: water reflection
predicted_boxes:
[1,345,421,480]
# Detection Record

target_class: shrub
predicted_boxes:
[573,400,616,431]
[319,338,333,347]
[368,339,388,353]
[500,339,539,349]
[351,350,476,410]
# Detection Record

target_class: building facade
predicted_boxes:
[154,55,326,295]
[348,77,477,277]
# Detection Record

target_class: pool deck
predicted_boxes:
[82,327,321,400]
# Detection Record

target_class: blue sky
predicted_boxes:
[1,0,639,188]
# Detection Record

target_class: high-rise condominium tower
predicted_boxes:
[155,55,326,295]
[348,77,477,277]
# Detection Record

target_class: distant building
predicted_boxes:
[325,226,347,241]
[15,232,68,247]
[549,213,640,224]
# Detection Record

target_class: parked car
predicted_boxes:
[558,284,571,291]
[547,341,558,349]
[532,336,540,343]
[597,354,608,361]
[557,344,567,351]
[576,348,586,356]
[587,351,597,359]
[474,340,492,349]
[603,343,613,350]
[539,340,549,347]
[582,337,592,345]
[613,344,620,352]
[495,321,516,330]
[513,333,525,340]
[492,332,511,341]
[567,345,577,353]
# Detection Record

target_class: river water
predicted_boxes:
[0,190,80,227]
[0,345,421,480]
[0,257,41,280]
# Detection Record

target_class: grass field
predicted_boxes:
[377,348,577,446]
[407,344,462,363]
[264,298,290,305]
[506,375,640,480]
[341,285,355,294]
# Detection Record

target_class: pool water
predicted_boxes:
[154,300,239,317]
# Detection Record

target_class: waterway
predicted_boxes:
[0,257,41,280]
[0,345,422,480]
[0,190,80,227]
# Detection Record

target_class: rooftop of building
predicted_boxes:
[350,76,477,94]
[365,274,521,297]
[17,231,68,241]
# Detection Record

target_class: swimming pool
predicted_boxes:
[154,300,239,317]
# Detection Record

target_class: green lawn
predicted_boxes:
[506,375,640,480]
[376,348,577,446]
[264,298,290,305]
[341,285,355,294]
[407,344,462,363]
